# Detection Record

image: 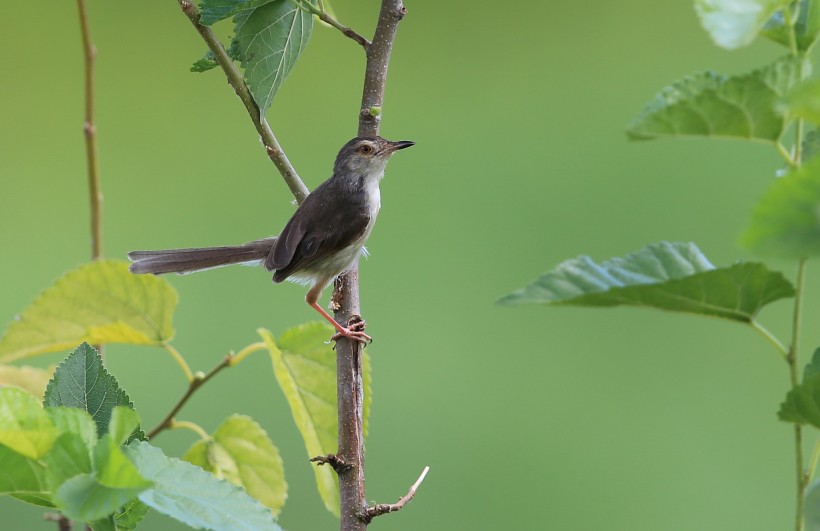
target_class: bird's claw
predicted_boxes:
[330,319,372,346]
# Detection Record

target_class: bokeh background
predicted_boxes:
[2,1,817,529]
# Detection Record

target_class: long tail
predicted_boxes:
[128,237,276,275]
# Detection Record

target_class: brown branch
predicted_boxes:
[77,0,103,260]
[146,354,233,439]
[362,466,429,523]
[333,2,409,530]
[177,0,309,203]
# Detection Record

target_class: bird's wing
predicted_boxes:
[267,195,372,281]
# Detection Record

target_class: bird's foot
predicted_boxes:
[330,318,372,345]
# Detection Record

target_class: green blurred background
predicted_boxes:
[1,1,816,529]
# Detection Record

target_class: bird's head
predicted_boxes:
[334,136,414,181]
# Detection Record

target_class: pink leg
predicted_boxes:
[306,282,371,344]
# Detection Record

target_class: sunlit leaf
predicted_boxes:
[236,0,313,114]
[695,0,791,48]
[44,343,143,441]
[498,242,794,322]
[184,414,287,515]
[125,441,282,531]
[742,156,820,257]
[0,364,54,398]
[260,324,338,516]
[0,387,57,459]
[0,260,177,362]
[762,0,820,51]
[627,56,807,142]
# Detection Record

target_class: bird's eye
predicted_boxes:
[359,144,374,155]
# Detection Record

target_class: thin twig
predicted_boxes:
[177,0,309,203]
[77,0,103,260]
[44,513,72,531]
[146,354,233,439]
[362,466,430,522]
[291,0,371,47]
[310,453,352,473]
[333,2,409,530]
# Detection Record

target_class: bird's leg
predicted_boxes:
[306,284,371,344]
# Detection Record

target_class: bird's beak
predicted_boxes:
[387,140,415,153]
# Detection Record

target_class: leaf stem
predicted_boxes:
[290,0,371,47]
[750,320,789,359]
[163,342,194,382]
[231,341,266,366]
[169,419,210,440]
[147,352,233,439]
[777,142,797,166]
[77,0,103,261]
[177,0,309,204]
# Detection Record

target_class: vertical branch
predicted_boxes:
[333,1,407,529]
[77,0,103,260]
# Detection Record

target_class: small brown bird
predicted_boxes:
[128,136,414,343]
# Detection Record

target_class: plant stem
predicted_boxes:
[291,0,371,47]
[77,0,103,261]
[231,341,266,366]
[333,2,408,530]
[177,0,309,204]
[790,258,808,531]
[146,353,233,439]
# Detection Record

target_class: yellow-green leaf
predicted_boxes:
[259,323,371,518]
[0,260,177,362]
[183,415,287,515]
[0,387,58,459]
[0,365,55,398]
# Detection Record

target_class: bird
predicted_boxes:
[128,136,414,343]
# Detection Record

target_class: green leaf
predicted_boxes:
[183,414,287,515]
[695,0,791,48]
[125,441,282,531]
[54,473,149,523]
[763,0,820,51]
[199,0,278,26]
[47,407,98,450]
[108,407,140,447]
[779,349,820,425]
[44,343,142,441]
[627,56,807,142]
[261,323,367,517]
[42,432,93,491]
[114,498,150,530]
[0,387,57,459]
[785,79,820,124]
[0,364,54,399]
[806,479,820,531]
[498,242,794,322]
[54,431,152,523]
[0,443,49,500]
[0,260,177,363]
[742,155,820,257]
[191,40,242,73]
[236,0,313,114]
